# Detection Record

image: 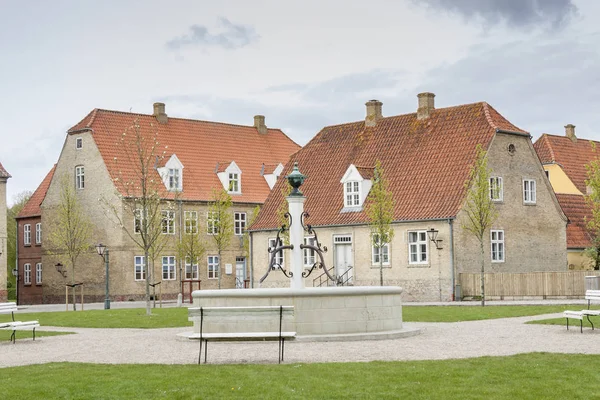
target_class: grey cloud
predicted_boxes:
[416,0,577,29]
[166,17,259,50]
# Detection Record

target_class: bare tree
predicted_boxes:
[46,174,93,310]
[207,188,233,289]
[462,144,498,306]
[177,218,206,282]
[6,191,32,298]
[365,160,395,286]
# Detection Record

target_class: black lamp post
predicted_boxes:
[427,228,443,250]
[95,243,110,310]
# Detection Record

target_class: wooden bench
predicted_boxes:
[188,305,295,364]
[564,290,600,333]
[0,302,40,343]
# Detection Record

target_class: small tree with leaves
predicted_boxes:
[365,160,395,286]
[585,157,600,270]
[46,174,93,310]
[207,188,234,289]
[462,144,498,306]
[276,181,293,245]
[7,191,32,296]
[178,217,206,281]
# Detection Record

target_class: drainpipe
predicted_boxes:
[449,218,456,301]
[15,221,19,305]
[249,231,254,288]
[178,200,183,288]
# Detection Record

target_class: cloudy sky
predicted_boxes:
[1,0,599,205]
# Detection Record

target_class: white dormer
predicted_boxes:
[340,164,373,211]
[217,161,242,194]
[262,163,284,190]
[157,154,183,191]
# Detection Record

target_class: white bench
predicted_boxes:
[564,290,600,333]
[0,302,40,343]
[188,305,295,364]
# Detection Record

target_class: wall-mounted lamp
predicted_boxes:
[11,268,18,277]
[427,228,443,250]
[55,262,67,278]
[95,243,111,310]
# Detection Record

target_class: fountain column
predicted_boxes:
[287,194,306,289]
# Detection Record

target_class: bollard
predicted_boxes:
[177,293,183,307]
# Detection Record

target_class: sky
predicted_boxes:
[1,0,599,205]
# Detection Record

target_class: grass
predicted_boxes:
[0,353,597,399]
[0,305,575,329]
[529,307,600,328]
[0,330,72,341]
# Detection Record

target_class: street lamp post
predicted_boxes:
[95,243,110,310]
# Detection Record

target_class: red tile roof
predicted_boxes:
[534,134,600,193]
[555,194,592,249]
[252,101,527,230]
[68,109,300,204]
[17,165,56,218]
[0,162,10,179]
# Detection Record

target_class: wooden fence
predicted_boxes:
[459,271,600,299]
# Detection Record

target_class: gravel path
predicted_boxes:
[2,312,600,367]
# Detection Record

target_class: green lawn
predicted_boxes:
[0,353,596,399]
[0,305,575,329]
[0,330,72,341]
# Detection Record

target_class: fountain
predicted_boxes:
[183,163,420,341]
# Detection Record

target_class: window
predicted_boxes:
[162,256,176,280]
[344,181,360,207]
[75,166,85,189]
[408,231,428,264]
[372,234,390,265]
[161,210,175,234]
[491,230,505,262]
[24,264,31,285]
[35,223,42,244]
[523,179,536,204]
[234,212,246,236]
[489,177,503,201]
[76,137,82,149]
[303,237,316,267]
[184,211,198,234]
[168,168,180,191]
[185,257,199,280]
[134,209,146,234]
[134,256,146,281]
[36,263,42,284]
[208,255,219,279]
[207,212,219,235]
[24,224,31,245]
[228,173,240,193]
[268,238,284,268]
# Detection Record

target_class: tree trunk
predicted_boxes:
[145,249,151,315]
[218,249,222,289]
[71,263,76,311]
[379,250,383,286]
[480,240,485,307]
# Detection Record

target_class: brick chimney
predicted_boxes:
[565,124,577,143]
[365,100,383,127]
[153,102,168,124]
[254,115,268,134]
[417,92,435,120]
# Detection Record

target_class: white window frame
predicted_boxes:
[207,255,219,279]
[36,263,42,284]
[168,168,180,191]
[185,256,199,280]
[162,256,176,280]
[372,234,390,265]
[184,211,198,234]
[268,238,284,268]
[75,165,85,190]
[491,230,505,263]
[303,236,316,267]
[228,172,240,193]
[344,181,360,207]
[134,256,146,281]
[207,212,219,235]
[161,210,175,234]
[76,137,83,149]
[489,176,503,202]
[408,230,428,265]
[35,222,42,244]
[24,224,31,246]
[523,179,536,204]
[24,264,31,285]
[234,212,246,236]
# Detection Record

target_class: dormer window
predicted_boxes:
[340,164,373,211]
[157,154,183,192]
[229,173,240,193]
[216,161,242,194]
[261,163,284,190]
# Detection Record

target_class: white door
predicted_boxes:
[235,257,245,289]
[335,244,353,284]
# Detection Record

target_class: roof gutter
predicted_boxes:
[68,128,95,134]
[495,128,531,139]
